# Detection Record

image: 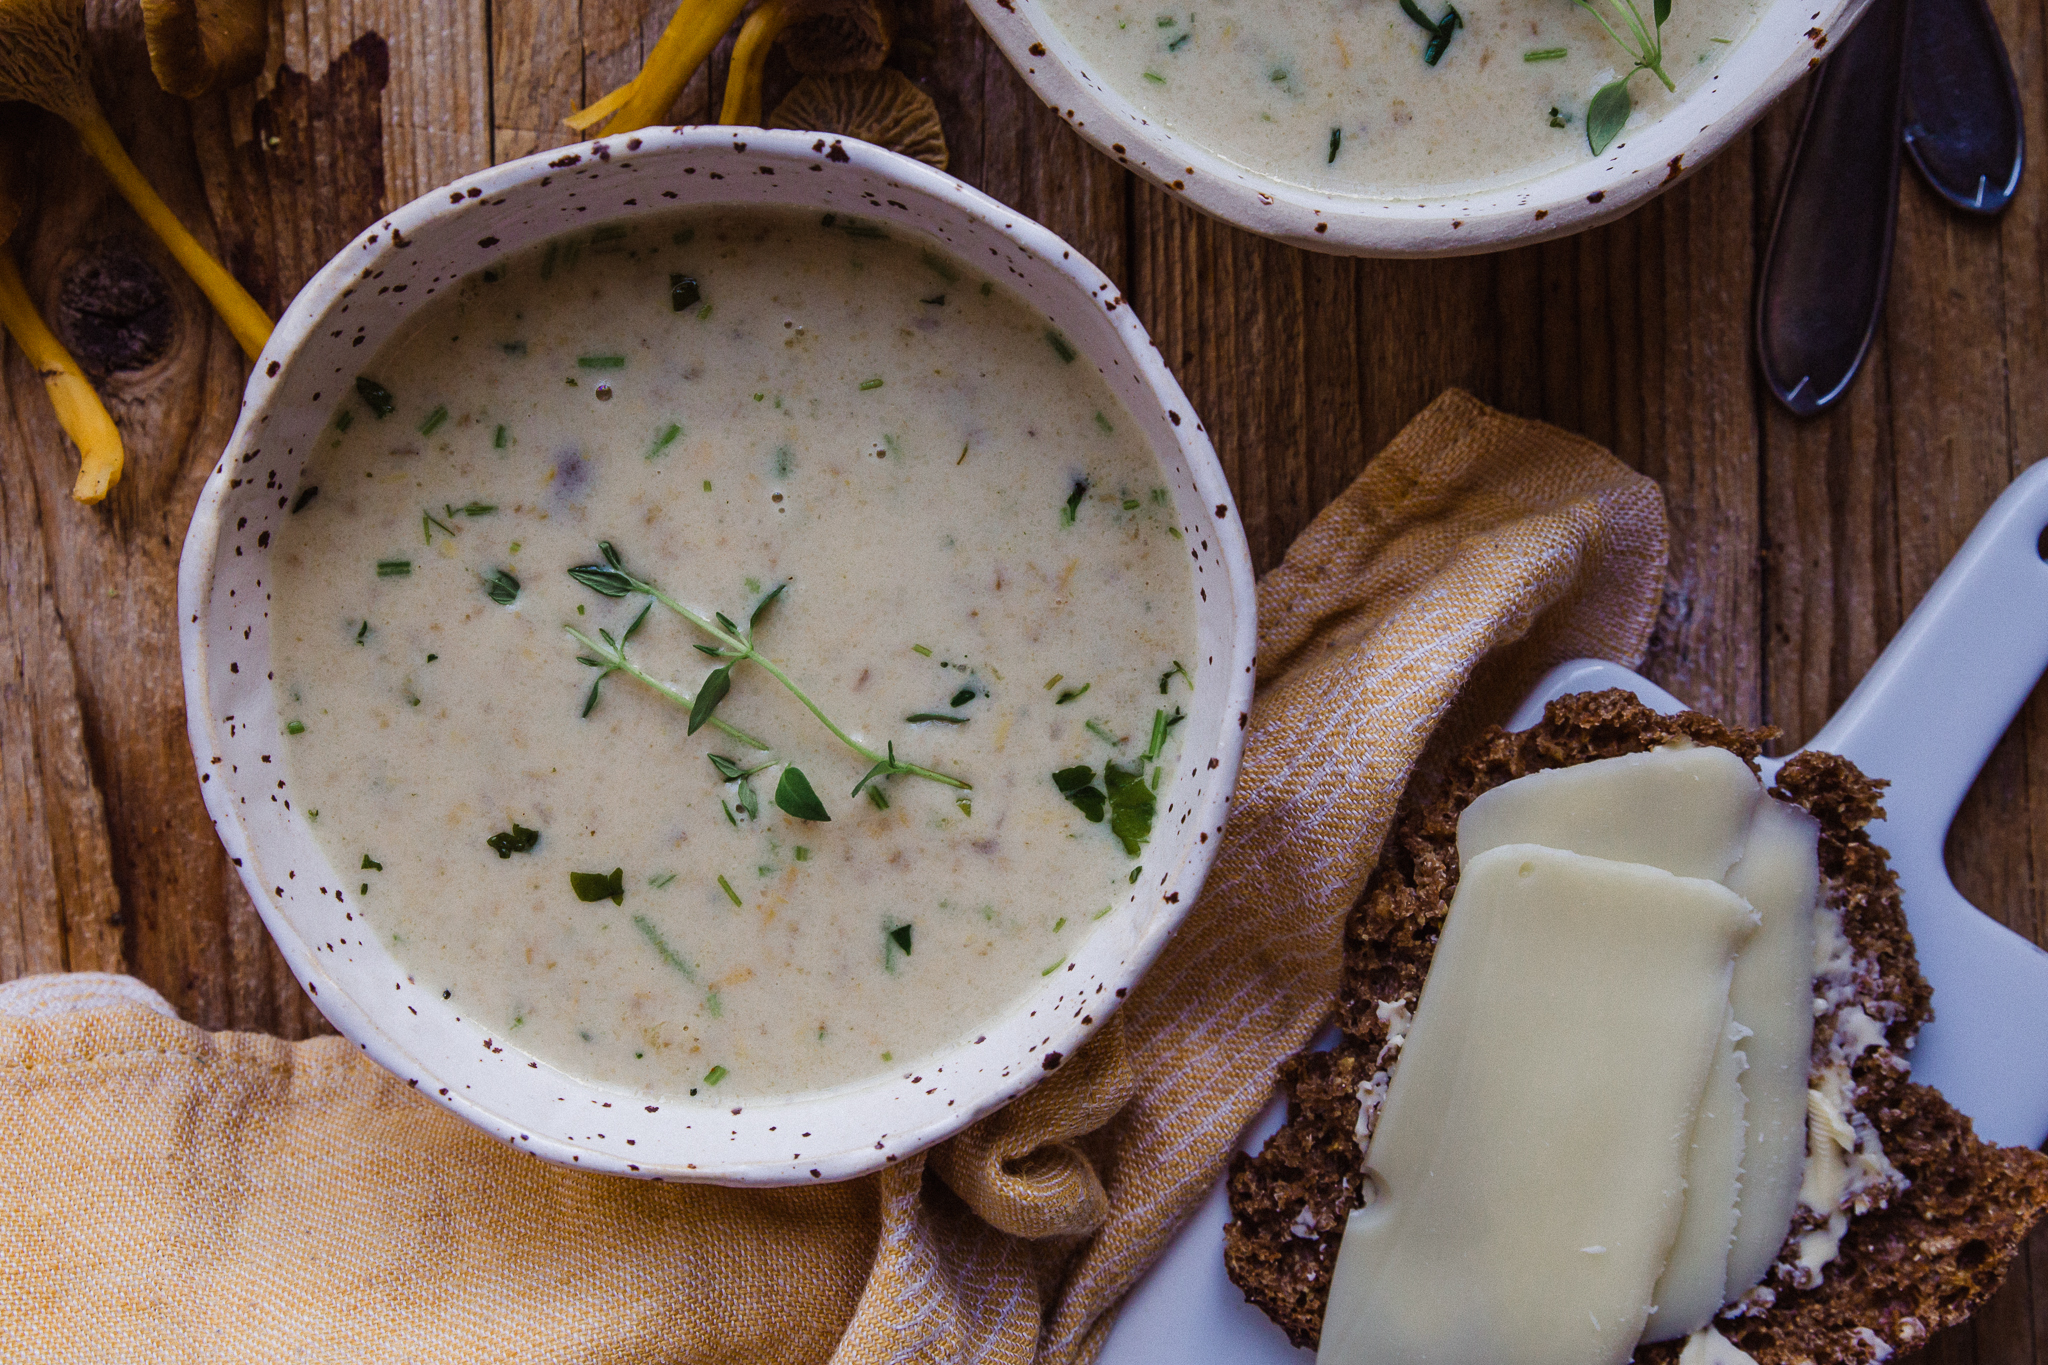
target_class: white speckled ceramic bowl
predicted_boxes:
[178,127,1257,1185]
[965,0,1872,255]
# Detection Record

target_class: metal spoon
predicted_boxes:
[1902,0,2025,212]
[1756,0,1910,417]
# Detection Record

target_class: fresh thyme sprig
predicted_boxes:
[1575,0,1673,154]
[566,600,769,748]
[566,541,969,795]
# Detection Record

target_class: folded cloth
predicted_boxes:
[0,389,1666,1364]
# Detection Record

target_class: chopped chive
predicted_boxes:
[577,355,626,370]
[418,405,449,435]
[1042,956,1066,976]
[1044,673,1064,690]
[1054,916,1067,932]
[868,787,890,811]
[648,422,683,458]
[634,913,694,976]
[1055,683,1091,705]
[1085,719,1121,745]
[859,377,885,391]
[794,847,810,862]
[422,510,454,543]
[1143,70,1166,83]
[1168,30,1191,49]
[704,1064,729,1085]
[334,410,353,432]
[453,501,496,516]
[1525,46,1567,59]
[1094,903,1114,919]
[1328,127,1342,163]
[1123,498,1141,510]
[291,486,319,514]
[1045,330,1078,363]
[1710,35,1731,41]
[906,713,969,725]
[919,250,960,283]
[1093,411,1115,433]
[649,872,677,888]
[912,644,934,657]
[1062,478,1089,526]
[355,376,395,417]
[718,874,742,907]
[493,424,508,448]
[1157,14,1175,25]
[285,720,305,734]
[376,559,412,578]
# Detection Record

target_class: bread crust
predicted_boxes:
[1222,690,2048,1363]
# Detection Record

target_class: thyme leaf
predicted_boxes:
[775,766,832,822]
[483,568,521,605]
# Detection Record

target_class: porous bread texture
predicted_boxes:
[1222,689,2048,1363]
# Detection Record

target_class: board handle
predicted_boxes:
[1802,459,2048,1149]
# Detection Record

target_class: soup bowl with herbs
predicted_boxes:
[971,0,1869,253]
[179,127,1255,1184]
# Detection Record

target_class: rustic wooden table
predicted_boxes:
[2,0,2043,1358]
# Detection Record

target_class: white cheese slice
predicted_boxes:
[1721,796,1822,1299]
[1457,746,1764,882]
[1317,845,1757,1365]
[1642,1008,1750,1342]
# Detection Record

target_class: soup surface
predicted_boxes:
[271,207,1198,1101]
[1036,0,1762,196]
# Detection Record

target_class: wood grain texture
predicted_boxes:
[0,0,2040,1357]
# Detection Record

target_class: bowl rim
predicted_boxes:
[178,125,1258,1184]
[963,0,1872,256]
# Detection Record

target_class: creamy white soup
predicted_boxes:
[271,207,1198,1101]
[1037,0,1762,196]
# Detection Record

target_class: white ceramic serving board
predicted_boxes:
[1097,460,2048,1365]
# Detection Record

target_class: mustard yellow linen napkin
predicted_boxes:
[0,389,1667,1364]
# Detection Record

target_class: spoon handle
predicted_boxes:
[1902,0,2025,212]
[1755,0,1910,417]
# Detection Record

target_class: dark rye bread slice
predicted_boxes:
[1223,689,2048,1362]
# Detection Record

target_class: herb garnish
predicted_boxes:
[355,376,395,418]
[483,569,521,605]
[1525,46,1568,58]
[286,720,305,734]
[1062,479,1090,526]
[494,424,509,448]
[775,767,832,822]
[565,542,968,797]
[949,687,976,708]
[422,510,455,544]
[487,823,540,858]
[883,919,914,971]
[291,486,319,514]
[571,867,625,904]
[634,913,694,976]
[649,872,678,888]
[376,559,412,578]
[362,854,383,871]
[1575,0,1673,152]
[1160,660,1194,694]
[1399,0,1464,63]
[906,713,968,725]
[859,377,885,391]
[1055,683,1091,705]
[419,405,449,436]
[1051,759,1155,854]
[1045,330,1078,363]
[670,273,701,311]
[717,874,742,907]
[704,1064,729,1086]
[648,422,683,459]
[355,621,370,645]
[568,598,766,745]
[1328,127,1343,163]
[1144,707,1186,762]
[578,355,627,370]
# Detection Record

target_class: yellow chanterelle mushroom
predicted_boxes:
[0,0,273,361]
[768,70,948,170]
[0,186,123,503]
[140,0,269,99]
[720,0,895,126]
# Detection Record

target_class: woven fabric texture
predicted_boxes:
[0,389,1667,1364]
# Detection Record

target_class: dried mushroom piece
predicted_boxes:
[768,70,948,170]
[0,0,272,360]
[0,177,123,502]
[720,0,894,126]
[141,0,268,99]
